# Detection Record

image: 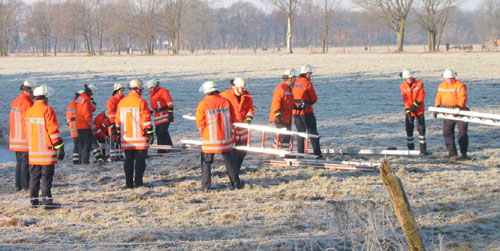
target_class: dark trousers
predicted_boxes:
[77,129,93,164]
[405,113,426,152]
[275,122,291,148]
[443,119,468,156]
[72,137,79,164]
[200,151,241,190]
[124,150,147,188]
[29,165,55,205]
[232,141,248,173]
[156,123,173,153]
[15,151,30,190]
[294,113,321,156]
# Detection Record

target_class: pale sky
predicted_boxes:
[219,0,479,10]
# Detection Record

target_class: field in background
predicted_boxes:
[0,52,499,250]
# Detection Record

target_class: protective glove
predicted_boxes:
[168,111,174,122]
[145,128,155,144]
[54,140,65,161]
[244,116,253,124]
[410,102,420,112]
[274,110,282,124]
[116,127,121,144]
[405,109,411,114]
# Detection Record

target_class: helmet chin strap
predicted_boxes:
[233,87,243,96]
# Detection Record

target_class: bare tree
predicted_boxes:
[107,0,132,54]
[415,0,461,51]
[162,0,188,54]
[265,0,299,53]
[319,0,339,52]
[479,0,500,39]
[354,0,414,52]
[26,1,55,56]
[0,0,23,56]
[131,0,161,54]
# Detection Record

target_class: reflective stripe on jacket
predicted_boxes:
[435,80,467,108]
[269,82,293,124]
[25,100,61,165]
[116,91,152,150]
[150,87,174,126]
[93,111,111,140]
[9,92,33,152]
[400,79,425,116]
[66,99,78,138]
[292,76,317,115]
[75,93,93,129]
[106,93,123,125]
[220,88,255,142]
[196,94,235,153]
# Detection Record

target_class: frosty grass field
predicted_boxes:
[0,51,499,250]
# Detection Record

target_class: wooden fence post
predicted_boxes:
[380,159,425,251]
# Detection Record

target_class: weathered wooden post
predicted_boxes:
[380,159,425,251]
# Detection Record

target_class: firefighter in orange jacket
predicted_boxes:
[25,85,64,209]
[75,84,97,164]
[196,81,244,192]
[106,83,125,161]
[221,77,254,173]
[399,69,427,155]
[66,90,83,164]
[92,111,111,163]
[147,79,174,153]
[434,69,468,159]
[269,69,296,149]
[9,80,35,191]
[115,79,154,189]
[293,64,321,157]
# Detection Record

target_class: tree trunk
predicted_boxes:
[427,30,436,52]
[54,38,57,56]
[322,27,328,53]
[396,19,406,52]
[286,13,293,54]
[437,30,444,51]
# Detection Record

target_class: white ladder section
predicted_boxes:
[429,107,500,126]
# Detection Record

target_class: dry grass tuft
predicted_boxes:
[0,218,20,227]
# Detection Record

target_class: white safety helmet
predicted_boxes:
[400,69,414,79]
[283,69,298,78]
[442,69,457,79]
[199,81,218,94]
[113,82,124,91]
[233,77,247,88]
[22,79,37,89]
[87,84,97,95]
[33,84,48,97]
[147,79,160,89]
[129,79,143,89]
[299,64,315,74]
[78,90,84,94]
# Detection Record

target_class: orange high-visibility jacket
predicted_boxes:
[106,93,123,125]
[24,100,61,165]
[9,92,33,152]
[400,79,426,116]
[150,87,174,126]
[269,81,293,124]
[116,91,152,150]
[75,93,93,129]
[221,88,255,142]
[66,99,78,138]
[93,111,111,140]
[196,94,236,153]
[292,76,318,115]
[435,80,467,108]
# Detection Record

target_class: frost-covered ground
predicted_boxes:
[0,52,499,250]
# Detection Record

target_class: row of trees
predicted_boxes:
[0,0,499,56]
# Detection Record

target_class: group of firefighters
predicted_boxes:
[8,65,468,209]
